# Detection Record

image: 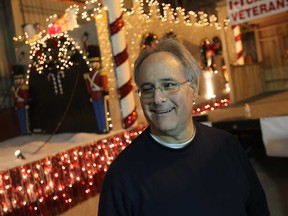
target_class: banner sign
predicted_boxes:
[226,0,288,25]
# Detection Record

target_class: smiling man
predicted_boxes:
[98,38,270,216]
[137,51,196,143]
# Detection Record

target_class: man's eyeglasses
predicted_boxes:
[135,80,191,99]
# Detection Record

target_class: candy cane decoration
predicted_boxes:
[57,71,65,95]
[47,73,58,95]
[104,0,137,128]
[232,24,244,65]
[47,72,65,95]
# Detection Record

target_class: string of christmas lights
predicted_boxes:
[192,97,230,115]
[0,125,147,215]
[28,33,79,75]
[82,0,103,21]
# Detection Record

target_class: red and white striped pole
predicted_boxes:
[231,24,244,65]
[103,0,137,129]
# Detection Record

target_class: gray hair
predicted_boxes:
[134,38,200,94]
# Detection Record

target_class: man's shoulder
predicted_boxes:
[107,128,150,172]
[195,121,239,150]
[196,121,233,138]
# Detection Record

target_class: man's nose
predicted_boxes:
[152,87,166,104]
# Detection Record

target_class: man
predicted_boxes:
[98,38,270,216]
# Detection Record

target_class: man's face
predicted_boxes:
[137,52,195,138]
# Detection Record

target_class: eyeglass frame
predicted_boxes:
[135,80,192,99]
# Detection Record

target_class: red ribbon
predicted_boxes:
[237,50,244,59]
[114,46,128,67]
[235,34,242,42]
[109,13,124,35]
[118,79,133,99]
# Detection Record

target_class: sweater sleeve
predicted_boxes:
[228,135,270,216]
[98,169,133,216]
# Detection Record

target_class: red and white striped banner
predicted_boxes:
[104,0,137,128]
[231,24,244,65]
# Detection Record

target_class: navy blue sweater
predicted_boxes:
[98,122,269,216]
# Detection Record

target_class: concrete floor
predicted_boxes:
[250,148,288,216]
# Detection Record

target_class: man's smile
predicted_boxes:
[151,107,175,114]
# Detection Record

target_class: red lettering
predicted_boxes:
[229,0,234,10]
[229,1,234,9]
[231,12,239,21]
[276,0,285,8]
[252,5,260,16]
[269,1,276,10]
[229,0,287,24]
[239,10,245,19]
[245,7,252,17]
[229,0,237,10]
[260,4,267,13]
[243,0,265,5]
